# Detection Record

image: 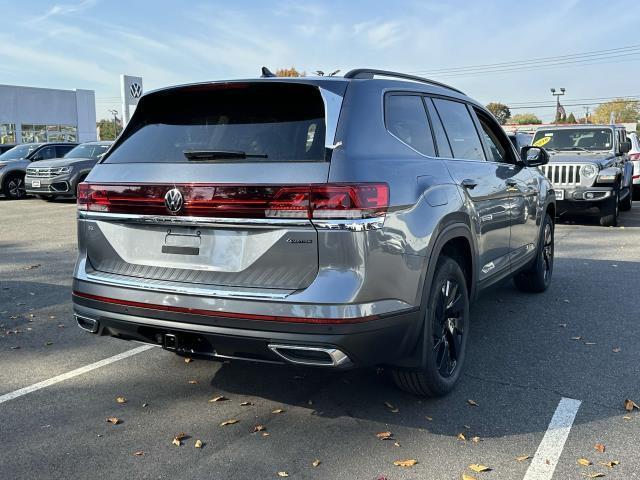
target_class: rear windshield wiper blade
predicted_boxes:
[183,150,268,161]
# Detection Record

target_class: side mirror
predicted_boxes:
[520,146,549,167]
[621,140,631,154]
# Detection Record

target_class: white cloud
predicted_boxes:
[353,21,406,49]
[31,0,99,23]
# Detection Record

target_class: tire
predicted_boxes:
[633,185,640,201]
[514,213,554,293]
[599,191,619,227]
[2,173,26,199]
[44,195,58,202]
[620,185,632,211]
[392,255,470,397]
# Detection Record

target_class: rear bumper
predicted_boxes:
[72,293,422,368]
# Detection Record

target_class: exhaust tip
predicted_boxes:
[75,314,99,333]
[268,344,352,368]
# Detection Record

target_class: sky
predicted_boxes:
[1,0,639,122]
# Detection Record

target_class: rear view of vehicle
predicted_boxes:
[73,80,408,367]
[25,141,112,199]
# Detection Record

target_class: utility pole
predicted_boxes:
[583,106,590,124]
[108,109,119,140]
[550,88,566,124]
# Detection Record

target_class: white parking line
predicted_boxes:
[523,397,582,480]
[0,345,155,405]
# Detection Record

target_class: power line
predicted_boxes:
[409,44,640,75]
[508,99,640,110]
[506,94,640,106]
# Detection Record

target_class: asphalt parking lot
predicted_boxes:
[1,198,639,480]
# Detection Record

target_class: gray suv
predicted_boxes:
[25,141,113,199]
[72,69,555,396]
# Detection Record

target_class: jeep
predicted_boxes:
[72,69,555,396]
[532,124,633,226]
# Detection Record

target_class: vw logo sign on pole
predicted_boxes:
[120,74,143,127]
[164,188,184,213]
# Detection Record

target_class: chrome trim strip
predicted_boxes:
[268,344,352,367]
[75,314,99,333]
[83,271,292,300]
[79,211,385,231]
[78,211,312,228]
[312,217,385,231]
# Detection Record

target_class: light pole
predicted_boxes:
[583,106,590,124]
[108,109,119,140]
[550,88,565,124]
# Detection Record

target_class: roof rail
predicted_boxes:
[343,69,464,95]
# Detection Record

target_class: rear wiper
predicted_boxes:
[183,150,268,161]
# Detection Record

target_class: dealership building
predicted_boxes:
[0,84,97,145]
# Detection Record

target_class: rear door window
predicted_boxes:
[385,94,435,156]
[104,83,327,164]
[433,98,485,161]
[424,98,453,158]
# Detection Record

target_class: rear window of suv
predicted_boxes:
[104,83,327,164]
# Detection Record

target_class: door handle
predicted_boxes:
[461,179,478,190]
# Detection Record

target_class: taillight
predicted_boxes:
[77,183,389,220]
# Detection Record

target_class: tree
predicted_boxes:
[275,67,305,77]
[511,113,542,125]
[554,110,567,124]
[591,98,640,124]
[566,112,577,124]
[486,102,511,125]
[97,118,121,140]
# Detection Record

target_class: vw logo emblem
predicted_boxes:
[164,188,183,213]
[129,82,142,99]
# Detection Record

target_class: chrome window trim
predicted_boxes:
[78,211,385,230]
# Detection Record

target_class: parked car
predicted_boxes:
[72,69,555,397]
[507,132,533,151]
[25,141,113,200]
[532,125,633,226]
[627,131,640,199]
[0,144,16,154]
[0,142,78,199]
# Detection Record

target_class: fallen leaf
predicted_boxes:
[220,419,239,426]
[468,464,491,473]
[142,403,149,408]
[516,455,531,462]
[393,459,417,467]
[172,432,187,446]
[471,436,480,443]
[612,347,621,353]
[384,401,399,413]
[584,342,597,345]
[571,336,583,340]
[594,443,605,453]
[624,399,639,411]
[44,341,53,346]
[462,475,477,480]
[457,432,466,441]
[376,431,393,440]
[209,395,228,403]
[467,399,479,407]
[116,396,127,404]
[623,416,632,420]
[184,357,192,364]
[578,458,592,466]
[394,441,401,447]
[558,323,567,328]
[598,460,619,468]
[277,472,289,477]
[240,401,253,406]
[308,400,313,406]
[272,408,285,414]
[262,432,270,437]
[23,264,41,270]
[105,417,120,425]
[425,416,433,421]
[194,439,203,448]
[133,451,145,456]
[188,380,199,384]
[581,473,605,478]
[253,425,266,432]
[464,425,471,429]
[10,346,19,350]
[312,459,321,467]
